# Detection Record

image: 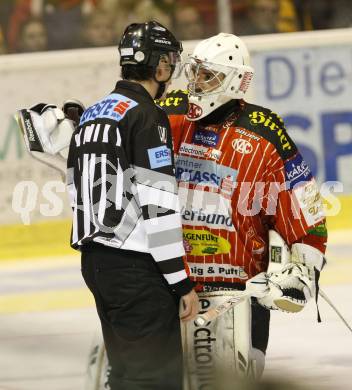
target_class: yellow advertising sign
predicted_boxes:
[183,229,231,256]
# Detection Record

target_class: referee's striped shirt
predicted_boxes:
[66,80,192,296]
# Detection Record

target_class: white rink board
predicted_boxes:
[1,29,352,224]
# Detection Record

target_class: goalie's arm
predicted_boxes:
[259,112,327,255]
[258,121,328,312]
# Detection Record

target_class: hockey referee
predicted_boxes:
[66,21,198,390]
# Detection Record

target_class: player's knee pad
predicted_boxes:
[182,291,265,390]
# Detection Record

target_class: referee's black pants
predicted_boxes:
[81,243,183,390]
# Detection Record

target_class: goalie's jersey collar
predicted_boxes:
[113,80,156,105]
[199,99,243,126]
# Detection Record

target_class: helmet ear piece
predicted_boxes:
[134,51,145,63]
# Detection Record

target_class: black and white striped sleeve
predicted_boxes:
[130,109,192,297]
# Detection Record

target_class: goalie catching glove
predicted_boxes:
[247,242,326,313]
[15,100,84,178]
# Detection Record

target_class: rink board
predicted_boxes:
[0,227,351,314]
[0,192,351,261]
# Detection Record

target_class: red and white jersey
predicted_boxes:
[162,91,327,289]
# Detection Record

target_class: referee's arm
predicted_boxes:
[130,109,193,297]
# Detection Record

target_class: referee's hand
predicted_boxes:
[180,289,199,322]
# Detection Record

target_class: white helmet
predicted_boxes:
[184,33,254,121]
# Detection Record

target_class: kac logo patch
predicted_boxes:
[148,145,172,169]
[232,138,253,154]
[187,103,203,119]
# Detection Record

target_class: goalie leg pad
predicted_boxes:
[236,299,268,379]
[182,291,266,389]
[85,331,110,390]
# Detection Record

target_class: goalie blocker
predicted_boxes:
[15,100,85,179]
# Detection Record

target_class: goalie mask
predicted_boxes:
[184,33,254,121]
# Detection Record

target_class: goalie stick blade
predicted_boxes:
[273,298,305,313]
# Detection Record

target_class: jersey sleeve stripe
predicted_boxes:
[82,153,92,238]
[113,199,141,241]
[150,241,185,262]
[163,269,189,285]
[143,213,182,234]
[97,154,107,224]
[155,257,186,274]
[114,159,124,210]
[133,165,178,193]
[88,153,99,235]
[148,227,183,248]
[137,183,180,211]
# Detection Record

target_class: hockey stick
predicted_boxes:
[319,289,352,333]
[269,230,352,333]
[195,288,352,333]
[195,290,250,326]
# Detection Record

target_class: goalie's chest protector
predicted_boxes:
[169,103,296,286]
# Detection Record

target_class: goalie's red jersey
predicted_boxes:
[163,91,327,288]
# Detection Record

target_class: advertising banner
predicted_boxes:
[253,45,352,191]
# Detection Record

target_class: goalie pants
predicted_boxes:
[81,243,183,390]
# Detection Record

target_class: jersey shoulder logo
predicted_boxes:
[284,153,312,189]
[80,93,138,125]
[237,104,297,160]
[148,145,172,169]
[155,89,189,115]
[158,125,167,143]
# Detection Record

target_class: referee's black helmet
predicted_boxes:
[118,20,183,68]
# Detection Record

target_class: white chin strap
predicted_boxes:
[186,94,232,121]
